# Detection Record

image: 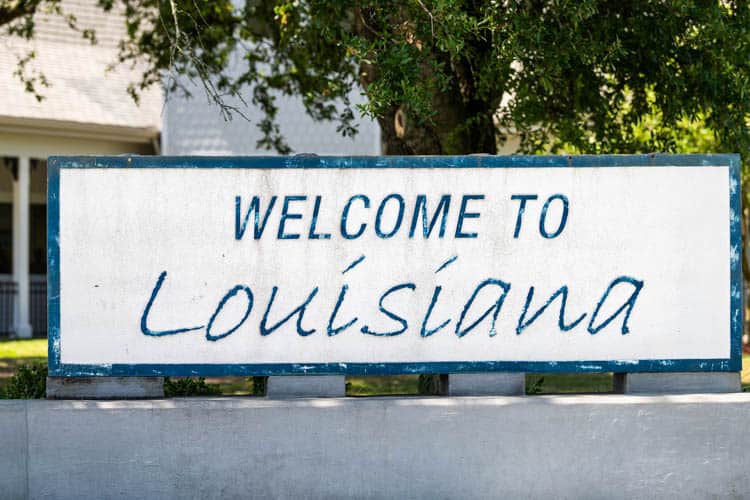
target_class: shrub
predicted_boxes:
[418,374,447,395]
[2,363,47,399]
[163,377,221,397]
[526,376,546,395]
[252,376,267,396]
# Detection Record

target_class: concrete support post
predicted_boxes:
[447,373,526,396]
[46,377,165,399]
[266,376,346,398]
[12,156,31,339]
[613,372,741,394]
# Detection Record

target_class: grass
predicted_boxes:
[347,375,421,396]
[202,377,256,396]
[0,338,47,388]
[526,373,614,394]
[0,338,46,358]
[0,338,748,395]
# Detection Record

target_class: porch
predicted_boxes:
[0,156,47,338]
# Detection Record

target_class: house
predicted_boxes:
[163,72,381,156]
[0,0,382,338]
[0,0,161,337]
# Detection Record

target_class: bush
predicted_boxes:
[252,376,267,396]
[526,376,546,395]
[418,374,446,395]
[2,363,47,399]
[164,377,221,397]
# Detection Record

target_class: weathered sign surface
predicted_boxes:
[48,155,742,376]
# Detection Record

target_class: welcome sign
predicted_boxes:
[48,155,742,377]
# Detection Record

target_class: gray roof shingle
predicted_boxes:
[165,85,381,155]
[0,0,161,132]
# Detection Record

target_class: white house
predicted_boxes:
[0,0,161,337]
[163,72,381,156]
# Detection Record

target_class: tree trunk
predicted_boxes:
[377,106,497,155]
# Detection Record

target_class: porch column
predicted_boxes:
[13,156,31,338]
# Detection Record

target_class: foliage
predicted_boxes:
[417,373,447,395]
[251,376,266,396]
[1,362,46,399]
[123,0,750,158]
[2,0,100,101]
[417,374,436,395]
[348,375,420,396]
[4,1,750,158]
[163,376,221,397]
[526,376,545,395]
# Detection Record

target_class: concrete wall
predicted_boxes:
[1,394,749,499]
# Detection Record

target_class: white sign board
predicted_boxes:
[48,155,742,376]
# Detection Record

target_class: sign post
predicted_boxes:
[47,154,742,397]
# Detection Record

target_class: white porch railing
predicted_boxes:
[0,276,46,337]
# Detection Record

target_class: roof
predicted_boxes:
[165,86,381,155]
[0,0,161,139]
[164,47,381,156]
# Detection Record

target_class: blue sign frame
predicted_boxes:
[47,154,743,377]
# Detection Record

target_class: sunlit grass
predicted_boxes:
[202,376,256,396]
[0,339,48,388]
[0,338,47,359]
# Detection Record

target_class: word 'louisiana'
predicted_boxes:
[140,260,643,342]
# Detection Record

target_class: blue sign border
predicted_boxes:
[47,154,743,376]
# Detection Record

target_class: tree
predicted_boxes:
[6,1,750,155]
[5,0,750,354]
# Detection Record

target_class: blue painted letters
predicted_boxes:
[341,195,370,239]
[455,195,484,238]
[141,267,644,340]
[235,196,277,240]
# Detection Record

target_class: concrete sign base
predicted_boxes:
[448,373,526,396]
[45,372,742,399]
[614,372,741,394]
[266,375,346,398]
[46,377,164,399]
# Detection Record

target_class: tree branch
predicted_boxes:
[0,0,43,28]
